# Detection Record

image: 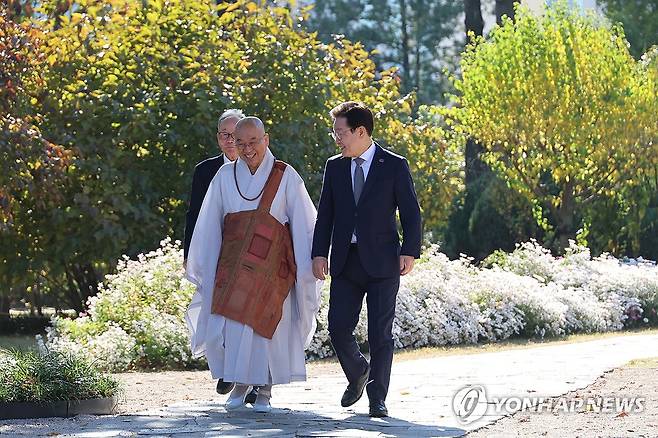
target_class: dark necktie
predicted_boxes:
[353,157,365,203]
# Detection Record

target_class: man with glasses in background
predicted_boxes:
[184,109,244,264]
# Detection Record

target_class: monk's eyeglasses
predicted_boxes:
[235,134,267,150]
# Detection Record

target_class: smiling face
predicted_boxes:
[332,116,370,158]
[235,120,269,174]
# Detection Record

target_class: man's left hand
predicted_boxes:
[399,255,415,276]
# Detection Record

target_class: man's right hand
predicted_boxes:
[312,256,329,280]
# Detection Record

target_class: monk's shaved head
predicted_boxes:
[235,116,265,134]
[235,116,269,174]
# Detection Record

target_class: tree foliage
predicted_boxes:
[585,46,658,258]
[445,2,657,251]
[306,0,463,103]
[2,0,459,310]
[599,0,658,59]
[0,5,74,312]
[444,0,539,261]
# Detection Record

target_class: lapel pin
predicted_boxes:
[379,158,384,163]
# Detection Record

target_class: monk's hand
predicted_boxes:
[400,255,415,276]
[312,256,329,280]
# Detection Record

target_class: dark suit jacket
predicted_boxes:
[184,155,226,260]
[312,144,422,278]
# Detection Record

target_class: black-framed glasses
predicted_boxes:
[235,134,267,150]
[330,128,355,141]
[218,131,235,141]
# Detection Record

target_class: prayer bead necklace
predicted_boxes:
[233,161,267,202]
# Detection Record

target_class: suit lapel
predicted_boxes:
[357,144,384,206]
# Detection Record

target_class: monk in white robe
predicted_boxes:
[185,117,321,412]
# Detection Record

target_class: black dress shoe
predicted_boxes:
[245,386,260,404]
[341,365,370,407]
[369,399,388,418]
[216,379,235,395]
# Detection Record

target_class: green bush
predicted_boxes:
[444,1,658,252]
[3,0,460,313]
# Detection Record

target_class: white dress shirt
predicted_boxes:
[351,142,376,242]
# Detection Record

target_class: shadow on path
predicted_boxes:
[1,403,467,437]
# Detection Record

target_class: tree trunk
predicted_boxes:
[556,181,577,252]
[414,29,421,94]
[32,282,44,316]
[64,262,99,313]
[464,0,488,187]
[399,0,411,93]
[464,0,484,39]
[495,0,517,25]
[0,293,10,314]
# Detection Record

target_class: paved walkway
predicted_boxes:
[2,333,658,437]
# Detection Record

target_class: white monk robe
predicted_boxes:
[185,148,321,385]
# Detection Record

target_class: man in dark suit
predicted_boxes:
[184,108,260,400]
[184,108,244,262]
[311,101,422,418]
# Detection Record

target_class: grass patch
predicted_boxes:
[0,335,37,351]
[0,349,120,403]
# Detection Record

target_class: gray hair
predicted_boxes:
[217,108,245,131]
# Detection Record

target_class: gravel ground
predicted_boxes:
[112,357,658,438]
[467,362,658,438]
[112,359,343,414]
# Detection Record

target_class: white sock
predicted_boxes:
[228,384,250,401]
[255,384,272,405]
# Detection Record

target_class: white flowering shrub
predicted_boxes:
[40,238,657,370]
[395,252,481,348]
[486,240,658,329]
[38,238,203,371]
[485,239,560,283]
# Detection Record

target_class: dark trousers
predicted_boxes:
[328,244,400,402]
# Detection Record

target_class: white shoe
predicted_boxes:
[253,401,271,413]
[252,384,272,413]
[225,384,250,411]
